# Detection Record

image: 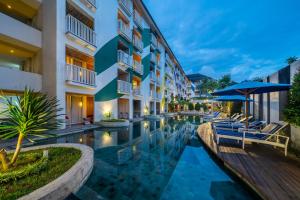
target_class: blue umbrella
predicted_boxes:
[211,81,291,127]
[213,95,254,102]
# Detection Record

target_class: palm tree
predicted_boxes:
[0,88,61,171]
[286,56,298,65]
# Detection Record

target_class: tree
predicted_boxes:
[198,78,218,94]
[286,56,298,65]
[218,74,234,89]
[195,103,201,111]
[0,88,61,171]
[284,70,300,126]
[188,102,194,111]
[251,77,264,82]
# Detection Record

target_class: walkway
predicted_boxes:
[197,123,300,200]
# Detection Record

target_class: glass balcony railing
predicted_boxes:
[133,88,141,96]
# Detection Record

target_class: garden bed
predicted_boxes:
[0,147,81,200]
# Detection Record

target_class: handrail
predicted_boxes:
[65,64,96,87]
[66,14,96,46]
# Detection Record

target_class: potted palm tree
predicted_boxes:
[0,88,61,171]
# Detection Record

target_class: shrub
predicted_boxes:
[188,103,194,111]
[195,103,201,111]
[284,70,300,126]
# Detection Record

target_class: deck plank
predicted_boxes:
[197,123,300,200]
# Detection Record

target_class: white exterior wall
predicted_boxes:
[269,73,280,123]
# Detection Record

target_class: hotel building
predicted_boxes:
[0,0,189,126]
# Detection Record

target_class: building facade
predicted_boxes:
[0,0,189,126]
[249,60,300,123]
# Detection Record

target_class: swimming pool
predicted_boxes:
[35,116,257,199]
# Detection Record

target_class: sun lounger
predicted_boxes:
[214,122,289,156]
[214,120,265,130]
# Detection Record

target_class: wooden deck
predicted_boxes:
[197,123,300,200]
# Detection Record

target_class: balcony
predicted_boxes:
[66,14,96,50]
[150,33,157,47]
[133,88,142,96]
[118,20,132,42]
[133,60,143,75]
[118,0,133,16]
[0,13,41,49]
[117,80,131,94]
[118,50,131,69]
[133,34,143,52]
[150,53,156,64]
[156,93,162,100]
[150,90,155,99]
[156,77,161,85]
[150,71,156,82]
[133,10,143,29]
[0,67,42,92]
[86,0,96,8]
[65,64,96,88]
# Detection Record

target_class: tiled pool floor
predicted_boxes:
[161,146,255,200]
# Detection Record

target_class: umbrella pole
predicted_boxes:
[245,94,249,129]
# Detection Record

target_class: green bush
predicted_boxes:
[284,70,300,126]
[188,103,194,111]
[201,103,208,112]
[195,103,201,111]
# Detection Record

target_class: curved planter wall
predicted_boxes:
[17,143,94,200]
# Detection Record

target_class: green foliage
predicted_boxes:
[286,56,298,65]
[0,157,47,183]
[218,74,234,89]
[251,77,264,82]
[0,148,81,200]
[284,70,300,126]
[201,103,208,112]
[0,88,61,141]
[195,103,201,111]
[197,78,218,94]
[188,103,194,111]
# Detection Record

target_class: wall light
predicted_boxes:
[79,101,83,107]
[10,49,14,53]
[7,5,12,9]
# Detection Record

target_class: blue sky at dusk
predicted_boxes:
[143,0,300,82]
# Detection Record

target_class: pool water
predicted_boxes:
[35,116,257,199]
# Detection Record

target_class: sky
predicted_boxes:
[143,0,300,82]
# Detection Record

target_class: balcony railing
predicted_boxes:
[133,60,143,75]
[118,20,132,41]
[117,80,131,94]
[156,93,161,100]
[133,10,143,28]
[133,88,141,96]
[133,34,143,51]
[118,0,133,16]
[118,50,131,67]
[156,77,161,85]
[150,90,155,99]
[86,0,96,8]
[66,14,96,47]
[65,64,96,87]
[150,71,156,82]
[151,33,157,47]
[150,53,156,64]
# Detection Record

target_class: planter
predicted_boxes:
[290,125,300,150]
[144,115,161,120]
[98,120,129,127]
[18,144,94,200]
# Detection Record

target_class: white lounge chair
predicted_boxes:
[214,122,289,156]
